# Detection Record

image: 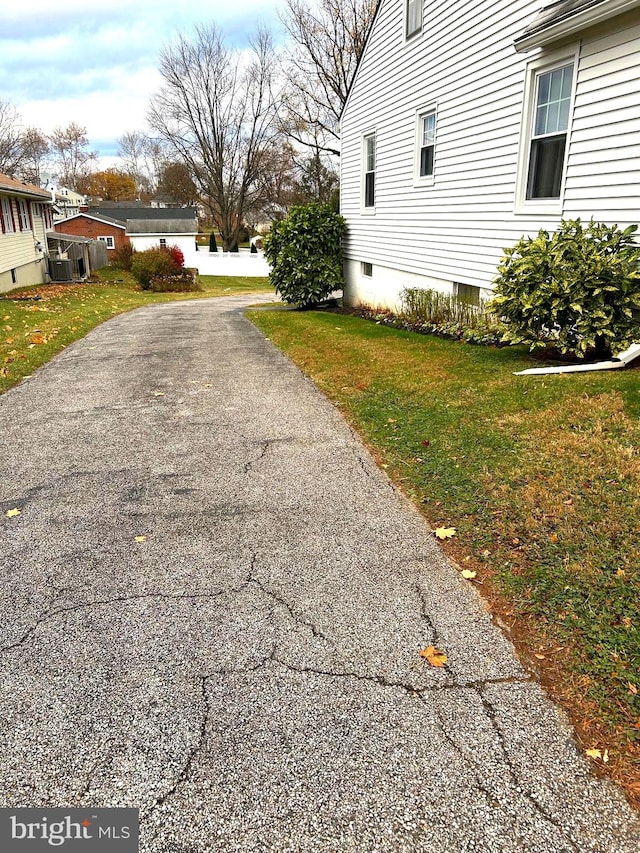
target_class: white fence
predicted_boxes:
[184,248,271,278]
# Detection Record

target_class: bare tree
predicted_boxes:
[0,100,25,176]
[279,0,378,156]
[117,130,166,199]
[19,128,50,186]
[148,23,280,250]
[49,123,97,190]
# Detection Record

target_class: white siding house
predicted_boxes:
[0,173,53,293]
[340,0,640,308]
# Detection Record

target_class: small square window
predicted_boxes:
[362,262,373,277]
[454,283,480,306]
[98,235,115,250]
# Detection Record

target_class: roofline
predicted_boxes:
[55,213,127,230]
[515,0,640,52]
[0,182,52,201]
[126,231,198,236]
[339,0,384,123]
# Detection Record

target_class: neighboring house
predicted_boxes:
[340,0,640,308]
[44,183,88,221]
[54,213,128,255]
[125,217,198,257]
[0,172,53,293]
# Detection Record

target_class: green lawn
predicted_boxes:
[248,306,640,800]
[0,269,271,395]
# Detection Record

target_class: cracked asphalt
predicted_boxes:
[1,295,638,852]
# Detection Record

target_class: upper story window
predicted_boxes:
[419,111,436,178]
[363,133,376,209]
[527,63,573,199]
[406,0,422,38]
[0,197,14,233]
[17,198,31,231]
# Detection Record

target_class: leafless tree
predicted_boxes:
[49,122,97,190]
[148,23,280,250]
[117,130,166,199]
[279,0,378,156]
[19,128,50,186]
[0,100,25,176]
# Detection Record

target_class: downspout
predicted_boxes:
[514,343,640,375]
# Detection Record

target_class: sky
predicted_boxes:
[0,0,286,168]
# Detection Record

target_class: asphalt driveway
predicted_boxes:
[0,295,638,852]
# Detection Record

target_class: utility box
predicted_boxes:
[49,258,74,282]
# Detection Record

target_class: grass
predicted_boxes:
[0,269,271,395]
[247,306,640,802]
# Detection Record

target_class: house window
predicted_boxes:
[362,262,373,277]
[418,111,436,178]
[11,269,17,285]
[454,283,481,306]
[526,63,574,200]
[159,238,167,247]
[17,199,30,231]
[363,133,376,209]
[406,0,422,38]
[0,197,14,233]
[98,235,115,249]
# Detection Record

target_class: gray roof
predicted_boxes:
[125,218,197,235]
[92,206,197,224]
[518,0,610,41]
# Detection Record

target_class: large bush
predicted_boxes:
[130,245,182,290]
[490,219,640,357]
[264,203,347,307]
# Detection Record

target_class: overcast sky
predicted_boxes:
[1,0,286,166]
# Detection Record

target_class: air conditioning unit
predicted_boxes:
[49,259,74,282]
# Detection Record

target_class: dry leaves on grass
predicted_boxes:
[435,527,456,539]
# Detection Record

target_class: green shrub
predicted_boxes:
[490,219,640,357]
[264,203,346,307]
[111,241,135,271]
[130,247,180,290]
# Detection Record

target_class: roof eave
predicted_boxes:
[514,0,640,52]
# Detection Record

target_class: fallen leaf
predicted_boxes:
[586,748,602,759]
[603,749,609,763]
[617,569,626,577]
[421,439,430,447]
[419,646,448,667]
[628,683,638,695]
[534,653,545,660]
[435,527,456,539]
[461,569,477,580]
[30,333,45,345]
[5,508,21,518]
[152,391,165,397]
[134,535,147,543]
[549,533,559,543]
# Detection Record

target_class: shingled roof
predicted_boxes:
[515,0,640,50]
[125,218,197,235]
[0,172,51,200]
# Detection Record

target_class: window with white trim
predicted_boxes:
[17,199,30,231]
[527,63,573,199]
[98,235,115,249]
[417,110,436,179]
[1,197,14,233]
[363,133,376,209]
[406,0,422,38]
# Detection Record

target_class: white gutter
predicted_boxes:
[514,0,640,52]
[514,343,640,375]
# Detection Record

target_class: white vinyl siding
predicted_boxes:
[341,0,640,298]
